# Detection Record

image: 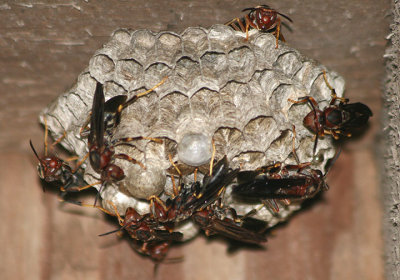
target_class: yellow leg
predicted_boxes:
[72,152,89,173]
[209,139,216,176]
[168,154,182,177]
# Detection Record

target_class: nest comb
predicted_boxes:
[40,25,344,240]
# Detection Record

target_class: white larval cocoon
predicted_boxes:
[177,133,212,166]
[40,25,344,240]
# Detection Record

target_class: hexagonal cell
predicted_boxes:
[213,127,245,160]
[130,29,157,66]
[157,91,190,139]
[156,32,183,66]
[114,59,144,90]
[89,54,115,82]
[200,51,229,88]
[181,27,209,60]
[243,116,278,152]
[144,62,173,97]
[208,24,237,53]
[111,28,132,45]
[174,56,202,93]
[227,46,255,83]
[252,33,281,68]
[274,51,303,77]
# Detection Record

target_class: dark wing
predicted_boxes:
[341,102,372,129]
[104,95,127,113]
[185,156,239,211]
[204,217,266,244]
[233,177,307,200]
[89,82,105,148]
[153,230,183,241]
[104,95,127,128]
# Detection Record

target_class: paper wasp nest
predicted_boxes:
[41,25,344,240]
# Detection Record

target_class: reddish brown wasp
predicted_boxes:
[149,156,239,224]
[131,240,173,263]
[99,206,183,242]
[97,203,182,262]
[87,81,165,204]
[150,156,266,244]
[80,77,167,138]
[289,71,372,155]
[226,4,292,48]
[232,126,331,213]
[30,117,96,198]
[233,163,326,204]
[192,199,267,244]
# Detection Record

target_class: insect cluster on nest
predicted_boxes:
[31,5,372,262]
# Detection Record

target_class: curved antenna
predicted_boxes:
[98,226,125,237]
[29,140,41,162]
[277,12,293,22]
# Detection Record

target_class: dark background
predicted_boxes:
[0,1,389,279]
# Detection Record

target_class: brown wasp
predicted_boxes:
[232,126,331,213]
[150,156,266,245]
[289,71,372,155]
[97,202,182,262]
[225,4,292,48]
[30,117,96,199]
[66,199,181,262]
[80,77,167,138]
[99,206,183,243]
[87,81,165,204]
[131,240,173,263]
[192,199,267,244]
[233,163,326,209]
[149,156,239,224]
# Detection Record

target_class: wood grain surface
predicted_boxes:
[0,1,388,279]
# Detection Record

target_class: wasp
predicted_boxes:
[96,202,182,262]
[149,156,239,224]
[233,163,326,205]
[289,71,372,155]
[225,4,292,48]
[30,117,96,199]
[151,156,266,244]
[192,200,267,244]
[80,77,167,138]
[99,206,183,242]
[130,240,173,263]
[87,82,164,204]
[232,126,330,213]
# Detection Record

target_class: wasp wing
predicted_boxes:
[89,82,105,148]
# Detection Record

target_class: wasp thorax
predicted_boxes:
[177,133,212,166]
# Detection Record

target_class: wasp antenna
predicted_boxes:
[29,140,41,161]
[278,12,293,22]
[98,227,124,237]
